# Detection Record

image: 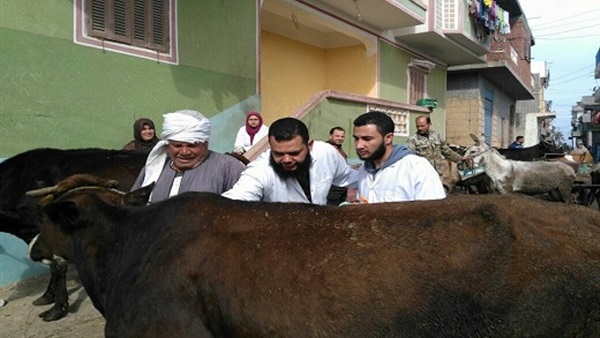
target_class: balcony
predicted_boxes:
[298,0,427,31]
[392,0,489,66]
[449,60,534,100]
[261,0,427,54]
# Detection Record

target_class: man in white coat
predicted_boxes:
[222,117,357,205]
[352,111,445,203]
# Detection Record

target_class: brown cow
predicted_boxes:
[30,175,600,337]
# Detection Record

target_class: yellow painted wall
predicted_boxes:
[325,46,376,97]
[261,31,325,124]
[260,31,375,123]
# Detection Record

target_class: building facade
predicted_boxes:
[445,0,535,147]
[517,61,555,147]
[570,47,600,162]
[0,0,259,156]
[1,0,504,159]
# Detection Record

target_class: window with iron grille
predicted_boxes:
[408,66,428,105]
[86,0,169,53]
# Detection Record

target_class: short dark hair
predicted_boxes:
[516,136,524,141]
[269,117,310,144]
[329,127,345,135]
[353,111,394,136]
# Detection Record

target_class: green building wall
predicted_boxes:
[0,0,257,157]
[379,41,411,103]
[378,41,448,139]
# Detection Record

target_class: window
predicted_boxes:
[75,0,178,64]
[86,0,168,52]
[408,65,428,105]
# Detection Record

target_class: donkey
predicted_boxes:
[463,134,577,203]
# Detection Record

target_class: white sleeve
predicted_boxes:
[222,161,266,201]
[233,127,246,149]
[328,147,358,188]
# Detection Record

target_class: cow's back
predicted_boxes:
[498,142,563,161]
[0,148,145,204]
[0,148,146,242]
[98,193,600,337]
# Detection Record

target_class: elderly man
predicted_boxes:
[222,118,357,205]
[353,111,445,203]
[131,109,245,203]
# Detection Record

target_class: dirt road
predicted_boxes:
[0,269,104,337]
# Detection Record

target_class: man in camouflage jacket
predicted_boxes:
[407,116,462,188]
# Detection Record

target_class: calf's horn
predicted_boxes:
[26,174,120,197]
[26,186,58,197]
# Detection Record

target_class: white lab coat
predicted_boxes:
[358,154,446,203]
[223,141,357,205]
[234,125,269,152]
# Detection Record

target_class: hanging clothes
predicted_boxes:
[503,9,510,34]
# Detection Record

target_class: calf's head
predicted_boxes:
[28,174,153,264]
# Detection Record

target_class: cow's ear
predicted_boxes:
[45,201,80,232]
[124,183,154,206]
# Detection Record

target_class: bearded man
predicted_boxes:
[222,118,357,205]
[352,111,445,203]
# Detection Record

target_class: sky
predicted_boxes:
[518,0,600,142]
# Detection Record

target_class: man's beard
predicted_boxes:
[270,153,312,179]
[357,142,386,162]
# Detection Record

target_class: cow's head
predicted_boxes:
[28,174,153,263]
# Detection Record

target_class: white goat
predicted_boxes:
[463,134,577,202]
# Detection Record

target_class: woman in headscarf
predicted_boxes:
[233,111,269,154]
[122,118,160,154]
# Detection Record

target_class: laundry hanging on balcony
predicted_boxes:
[468,0,510,41]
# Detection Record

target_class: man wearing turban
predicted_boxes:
[131,109,245,203]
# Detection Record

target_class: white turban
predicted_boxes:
[142,110,211,187]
